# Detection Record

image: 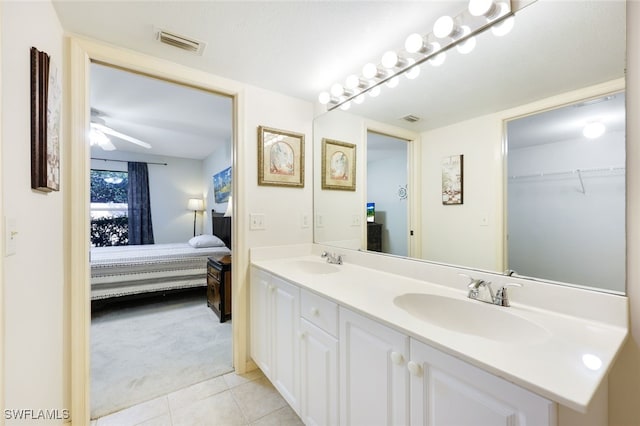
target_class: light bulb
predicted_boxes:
[386,76,399,88]
[345,74,360,90]
[583,121,606,139]
[456,27,476,54]
[381,51,399,69]
[330,83,344,97]
[318,92,331,105]
[362,63,379,79]
[429,52,446,67]
[405,58,420,79]
[469,0,497,18]
[369,86,381,97]
[433,15,457,39]
[405,33,425,54]
[353,94,365,104]
[340,101,351,111]
[491,15,514,36]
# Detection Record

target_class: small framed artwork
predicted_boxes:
[31,47,61,192]
[321,138,356,191]
[258,126,305,187]
[213,166,232,203]
[442,154,463,205]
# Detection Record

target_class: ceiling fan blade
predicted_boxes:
[91,123,152,149]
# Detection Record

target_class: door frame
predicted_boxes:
[67,36,246,424]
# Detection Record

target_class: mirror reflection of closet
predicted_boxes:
[366,131,409,257]
[506,92,625,293]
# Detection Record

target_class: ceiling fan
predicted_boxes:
[90,108,152,151]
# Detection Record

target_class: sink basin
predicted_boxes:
[287,259,340,275]
[393,293,550,344]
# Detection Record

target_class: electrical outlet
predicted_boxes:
[250,213,266,230]
[301,213,310,228]
[316,214,324,228]
[351,214,361,226]
[480,216,489,227]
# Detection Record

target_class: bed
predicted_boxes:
[91,210,231,300]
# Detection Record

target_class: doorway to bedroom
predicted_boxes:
[88,62,235,420]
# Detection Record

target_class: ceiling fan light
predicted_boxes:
[583,121,606,139]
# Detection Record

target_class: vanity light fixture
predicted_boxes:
[318,0,514,111]
[583,121,606,139]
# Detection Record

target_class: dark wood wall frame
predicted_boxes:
[30,47,60,192]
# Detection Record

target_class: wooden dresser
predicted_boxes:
[207,255,232,322]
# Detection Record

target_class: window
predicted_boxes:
[90,170,129,247]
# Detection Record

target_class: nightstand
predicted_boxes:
[207,255,232,322]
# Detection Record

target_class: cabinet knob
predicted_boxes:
[407,361,423,377]
[310,307,320,316]
[390,351,404,365]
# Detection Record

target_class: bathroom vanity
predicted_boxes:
[249,244,628,426]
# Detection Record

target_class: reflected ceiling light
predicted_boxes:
[339,100,351,110]
[583,121,606,139]
[90,128,116,151]
[405,58,421,80]
[353,94,365,104]
[582,354,603,371]
[386,76,400,88]
[319,0,514,110]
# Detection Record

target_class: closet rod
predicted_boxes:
[91,157,167,166]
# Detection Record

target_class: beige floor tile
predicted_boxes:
[223,369,264,389]
[250,406,303,426]
[137,414,173,426]
[230,377,287,423]
[168,376,228,411]
[96,396,169,426]
[171,390,246,426]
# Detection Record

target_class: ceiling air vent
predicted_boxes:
[155,28,206,55]
[401,114,421,123]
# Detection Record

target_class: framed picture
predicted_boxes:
[30,47,61,192]
[213,166,232,203]
[258,126,305,187]
[442,154,463,205]
[322,138,356,191]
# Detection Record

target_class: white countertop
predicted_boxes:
[250,244,628,413]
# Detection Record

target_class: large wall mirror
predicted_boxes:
[313,0,626,294]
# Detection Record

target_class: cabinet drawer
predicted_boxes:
[208,265,221,281]
[301,289,338,336]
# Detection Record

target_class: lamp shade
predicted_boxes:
[224,196,233,217]
[187,198,204,211]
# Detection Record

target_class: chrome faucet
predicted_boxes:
[460,273,522,307]
[321,251,343,265]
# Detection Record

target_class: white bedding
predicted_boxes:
[90,243,230,300]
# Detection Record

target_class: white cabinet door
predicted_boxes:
[249,267,272,378]
[300,318,339,426]
[408,339,556,426]
[249,268,301,414]
[339,307,410,426]
[270,274,301,413]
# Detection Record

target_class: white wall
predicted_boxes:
[1,0,68,420]
[367,143,408,256]
[421,113,504,271]
[203,139,232,235]
[90,151,204,243]
[507,131,625,292]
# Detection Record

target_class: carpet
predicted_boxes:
[90,288,233,419]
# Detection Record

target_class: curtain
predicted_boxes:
[128,162,154,245]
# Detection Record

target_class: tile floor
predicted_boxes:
[91,369,304,426]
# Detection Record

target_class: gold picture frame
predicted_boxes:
[258,126,305,187]
[321,138,356,191]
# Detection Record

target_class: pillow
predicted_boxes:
[188,234,225,248]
